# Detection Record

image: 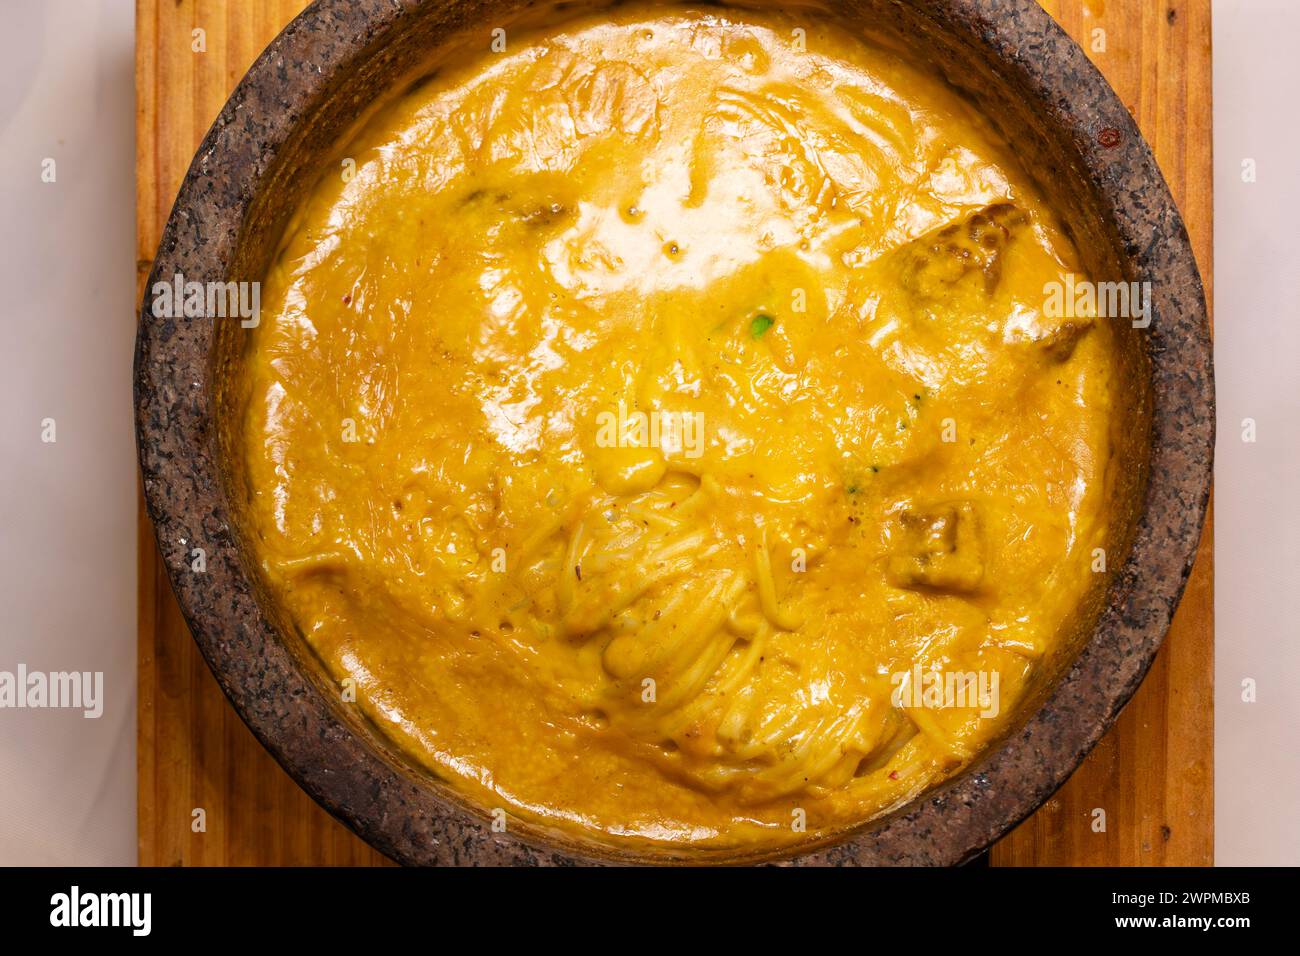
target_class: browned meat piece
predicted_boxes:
[900,202,1028,301]
[1031,317,1095,362]
[885,501,984,593]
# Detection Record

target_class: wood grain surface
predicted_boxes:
[136,0,1213,866]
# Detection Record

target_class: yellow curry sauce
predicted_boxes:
[241,7,1118,851]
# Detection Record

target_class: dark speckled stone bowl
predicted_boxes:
[135,0,1213,865]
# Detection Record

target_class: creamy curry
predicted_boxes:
[239,6,1119,852]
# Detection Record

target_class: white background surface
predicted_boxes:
[1211,0,1300,866]
[0,0,1294,865]
[0,0,137,865]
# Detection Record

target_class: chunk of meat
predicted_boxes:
[900,202,1028,301]
[458,176,575,235]
[1030,317,1094,362]
[885,502,984,593]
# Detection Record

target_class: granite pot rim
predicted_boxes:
[134,0,1214,866]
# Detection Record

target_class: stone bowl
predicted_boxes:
[135,0,1213,865]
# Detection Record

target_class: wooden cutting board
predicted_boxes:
[136,0,1213,866]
